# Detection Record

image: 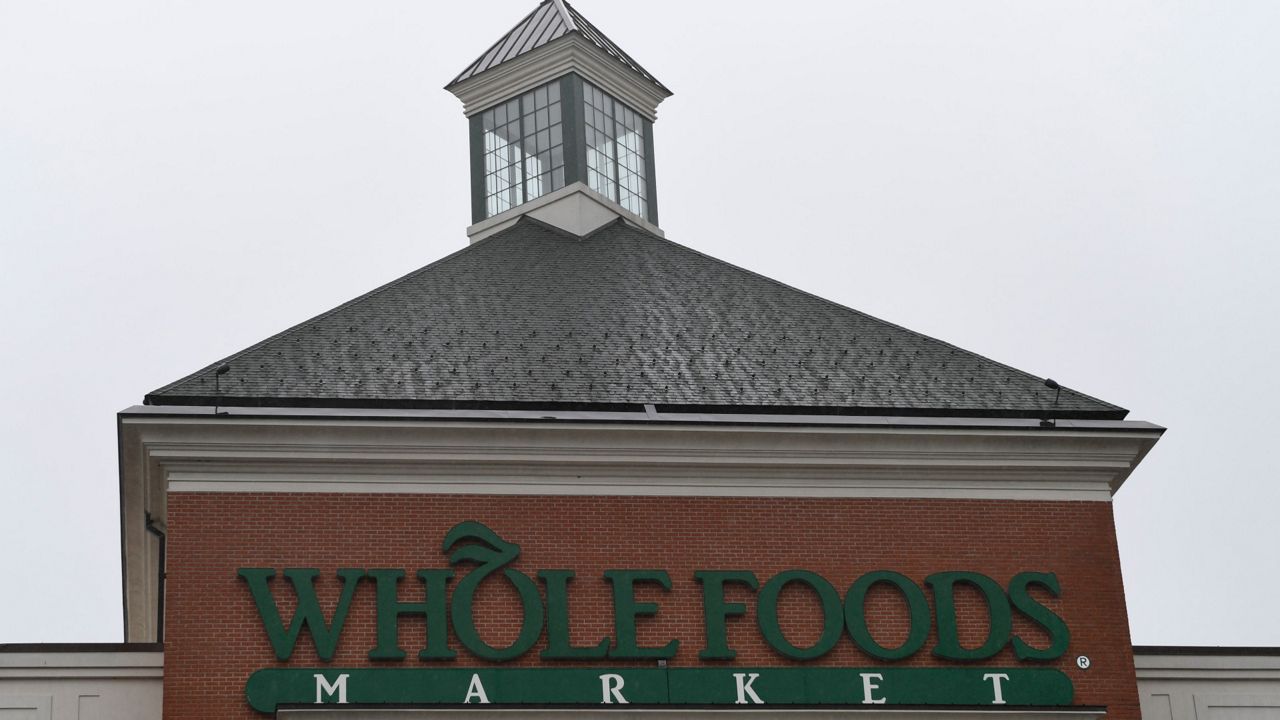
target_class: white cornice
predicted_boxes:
[1134,652,1280,680]
[447,34,671,121]
[122,415,1158,501]
[0,652,163,679]
[118,411,1159,640]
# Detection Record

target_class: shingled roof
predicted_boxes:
[146,219,1125,420]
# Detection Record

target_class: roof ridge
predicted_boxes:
[580,215,629,240]
[619,227,1126,415]
[562,1,670,94]
[551,0,577,32]
[448,1,670,95]
[145,237,501,399]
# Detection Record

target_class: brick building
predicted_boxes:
[3,2,1278,718]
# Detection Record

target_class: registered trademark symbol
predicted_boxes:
[1076,655,1091,670]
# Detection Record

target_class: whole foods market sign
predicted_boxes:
[241,522,1074,713]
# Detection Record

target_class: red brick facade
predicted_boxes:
[164,493,1140,718]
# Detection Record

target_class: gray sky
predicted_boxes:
[2,0,1278,646]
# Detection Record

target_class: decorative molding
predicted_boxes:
[448,35,671,121]
[165,479,1114,500]
[118,411,1159,641]
[124,416,1157,501]
[1134,652,1280,680]
[0,651,163,680]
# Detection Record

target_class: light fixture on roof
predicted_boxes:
[213,363,231,416]
[1040,378,1062,427]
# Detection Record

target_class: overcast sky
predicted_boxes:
[2,1,1278,646]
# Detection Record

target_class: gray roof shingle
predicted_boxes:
[146,219,1126,420]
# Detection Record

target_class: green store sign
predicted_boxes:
[240,521,1075,712]
[246,667,1074,713]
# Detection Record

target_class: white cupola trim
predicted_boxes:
[449,32,670,122]
[467,181,664,244]
[446,0,670,120]
[449,1,671,237]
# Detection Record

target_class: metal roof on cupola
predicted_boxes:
[449,0,669,96]
[445,0,671,121]
[447,0,673,246]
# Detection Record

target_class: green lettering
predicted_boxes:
[757,570,843,660]
[1009,572,1070,660]
[844,570,930,661]
[444,521,545,661]
[694,570,759,660]
[368,569,456,661]
[604,570,678,659]
[926,571,1012,661]
[238,568,364,662]
[539,570,610,659]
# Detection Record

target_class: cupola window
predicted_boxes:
[583,81,648,219]
[451,0,670,234]
[481,80,567,217]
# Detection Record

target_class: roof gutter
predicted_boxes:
[120,403,1163,434]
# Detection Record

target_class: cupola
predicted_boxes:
[446,0,672,242]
